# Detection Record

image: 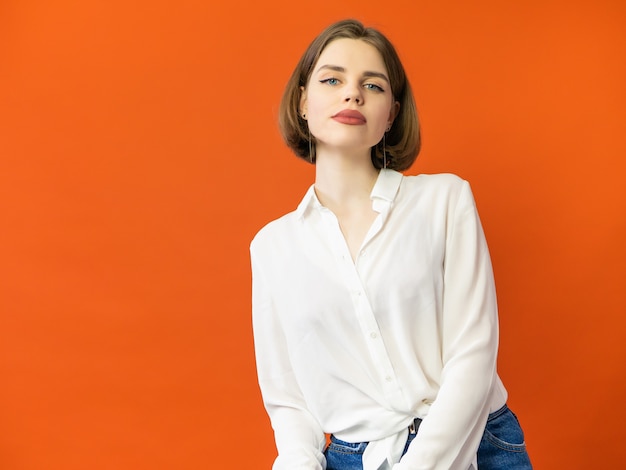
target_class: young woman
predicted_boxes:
[251,19,532,470]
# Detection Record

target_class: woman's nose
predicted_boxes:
[343,84,363,103]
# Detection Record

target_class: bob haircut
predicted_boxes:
[279,19,421,171]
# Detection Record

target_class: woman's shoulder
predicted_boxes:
[404,172,466,187]
[400,172,470,198]
[250,210,299,252]
[251,184,316,251]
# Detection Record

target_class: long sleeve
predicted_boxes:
[394,181,499,469]
[251,246,327,470]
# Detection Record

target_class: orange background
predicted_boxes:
[1,1,625,468]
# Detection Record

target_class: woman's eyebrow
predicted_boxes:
[362,71,390,83]
[315,64,390,83]
[315,64,345,74]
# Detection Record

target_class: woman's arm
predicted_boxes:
[251,246,327,470]
[395,180,499,469]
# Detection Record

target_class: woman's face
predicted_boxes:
[300,38,399,158]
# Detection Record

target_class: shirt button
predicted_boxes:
[370,332,377,339]
[385,376,393,382]
[360,250,366,257]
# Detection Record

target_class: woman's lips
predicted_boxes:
[332,109,366,125]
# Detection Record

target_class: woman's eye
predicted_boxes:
[365,83,384,92]
[320,78,339,86]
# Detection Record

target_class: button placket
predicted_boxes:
[320,196,401,396]
[349,267,401,396]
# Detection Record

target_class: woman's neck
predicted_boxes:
[313,148,379,212]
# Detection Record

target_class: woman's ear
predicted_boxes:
[388,100,400,128]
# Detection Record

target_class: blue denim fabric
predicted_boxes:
[324,405,531,469]
[476,405,532,469]
[324,439,368,470]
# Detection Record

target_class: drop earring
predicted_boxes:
[382,124,392,169]
[308,128,313,164]
[383,133,387,169]
[302,112,313,164]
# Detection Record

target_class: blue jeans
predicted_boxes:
[325,404,532,469]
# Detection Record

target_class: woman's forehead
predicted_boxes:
[315,38,387,74]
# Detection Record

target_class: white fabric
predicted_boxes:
[251,170,508,470]
[363,428,406,469]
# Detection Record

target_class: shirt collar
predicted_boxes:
[371,168,403,204]
[295,169,403,221]
[295,184,319,220]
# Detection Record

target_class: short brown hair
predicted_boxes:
[278,19,421,171]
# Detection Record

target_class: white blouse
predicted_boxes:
[251,169,508,470]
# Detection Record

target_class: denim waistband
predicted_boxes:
[487,403,509,421]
